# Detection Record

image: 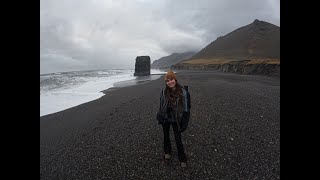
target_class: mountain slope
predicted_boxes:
[188,19,280,61]
[172,19,280,76]
[151,52,195,69]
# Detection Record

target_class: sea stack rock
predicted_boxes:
[134,56,150,76]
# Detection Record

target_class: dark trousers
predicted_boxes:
[162,122,187,162]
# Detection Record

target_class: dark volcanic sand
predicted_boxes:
[40,71,280,179]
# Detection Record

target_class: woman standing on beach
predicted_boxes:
[156,70,191,168]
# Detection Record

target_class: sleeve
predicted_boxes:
[187,91,191,110]
[159,89,164,110]
[156,89,165,124]
[181,91,191,131]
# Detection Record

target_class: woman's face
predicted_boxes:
[166,78,176,88]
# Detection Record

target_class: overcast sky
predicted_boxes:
[40,0,280,74]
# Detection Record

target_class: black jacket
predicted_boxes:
[157,85,191,132]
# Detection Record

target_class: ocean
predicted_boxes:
[40,69,166,117]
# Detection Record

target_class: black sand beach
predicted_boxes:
[40,71,280,179]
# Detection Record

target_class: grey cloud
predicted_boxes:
[40,0,279,74]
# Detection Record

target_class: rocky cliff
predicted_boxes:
[134,56,150,76]
[172,59,280,76]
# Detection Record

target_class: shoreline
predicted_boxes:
[102,74,164,94]
[40,72,165,117]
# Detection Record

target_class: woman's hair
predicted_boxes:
[165,80,183,104]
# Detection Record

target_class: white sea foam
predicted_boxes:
[40,69,166,117]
